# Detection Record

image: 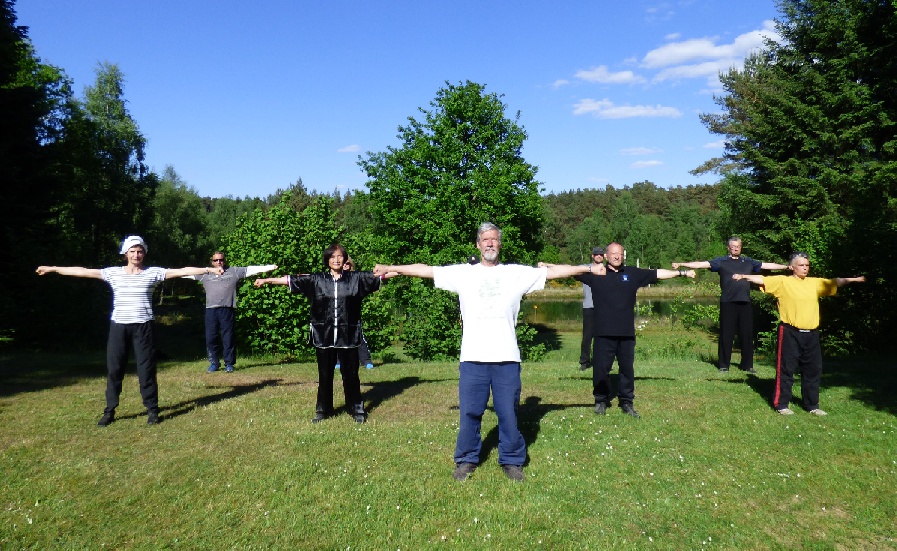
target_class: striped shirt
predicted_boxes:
[100,267,167,324]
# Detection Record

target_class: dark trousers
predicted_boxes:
[718,301,754,370]
[358,334,372,365]
[593,336,636,406]
[315,347,363,415]
[773,324,822,411]
[579,307,594,366]
[105,321,159,413]
[455,361,526,466]
[205,307,236,367]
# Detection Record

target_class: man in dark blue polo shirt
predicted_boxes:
[674,236,787,373]
[576,242,695,418]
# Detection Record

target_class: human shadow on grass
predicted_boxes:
[157,379,283,422]
[733,357,897,415]
[475,396,593,467]
[361,376,453,415]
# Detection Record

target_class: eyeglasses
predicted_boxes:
[211,258,225,262]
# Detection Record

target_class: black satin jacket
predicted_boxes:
[288,271,382,348]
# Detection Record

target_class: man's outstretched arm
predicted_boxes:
[374,264,435,279]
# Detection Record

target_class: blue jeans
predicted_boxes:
[455,361,526,466]
[205,307,236,367]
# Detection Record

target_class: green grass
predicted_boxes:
[1,327,895,549]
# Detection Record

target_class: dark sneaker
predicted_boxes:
[225,365,234,373]
[718,366,729,373]
[353,413,367,423]
[594,402,606,415]
[579,363,590,371]
[207,364,219,373]
[501,464,525,482]
[312,412,328,424]
[621,404,641,419]
[744,367,757,374]
[147,410,161,425]
[452,462,477,482]
[97,411,115,427]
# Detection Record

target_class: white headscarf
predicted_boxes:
[119,235,148,254]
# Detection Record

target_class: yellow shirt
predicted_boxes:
[760,276,837,330]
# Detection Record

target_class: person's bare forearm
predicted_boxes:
[835,276,865,287]
[253,276,290,287]
[732,273,764,285]
[672,261,710,270]
[657,268,696,280]
[35,266,102,279]
[165,266,224,279]
[373,264,434,279]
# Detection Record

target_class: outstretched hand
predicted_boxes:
[373,264,389,277]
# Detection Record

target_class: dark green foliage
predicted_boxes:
[544,182,723,266]
[223,193,340,358]
[358,81,545,360]
[698,0,897,350]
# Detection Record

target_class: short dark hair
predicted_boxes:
[322,243,347,269]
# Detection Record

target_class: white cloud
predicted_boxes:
[620,147,662,156]
[631,160,664,168]
[704,140,727,149]
[551,79,570,88]
[337,144,361,153]
[643,22,777,68]
[575,65,646,84]
[573,98,682,119]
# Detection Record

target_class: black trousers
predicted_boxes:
[592,336,636,406]
[773,324,822,411]
[315,347,363,415]
[105,321,159,413]
[718,301,754,370]
[579,307,594,367]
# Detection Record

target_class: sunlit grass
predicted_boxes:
[1,329,895,548]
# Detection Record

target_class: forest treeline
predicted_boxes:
[3,0,894,357]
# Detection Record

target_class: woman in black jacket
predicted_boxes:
[254,244,384,423]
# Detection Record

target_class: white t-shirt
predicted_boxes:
[433,263,547,363]
[100,267,167,324]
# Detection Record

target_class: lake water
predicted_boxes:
[521,297,719,325]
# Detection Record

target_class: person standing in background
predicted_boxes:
[579,246,605,371]
[674,236,788,373]
[191,251,276,373]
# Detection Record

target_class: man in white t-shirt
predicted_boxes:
[374,223,599,482]
[37,236,222,427]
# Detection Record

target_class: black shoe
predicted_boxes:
[312,412,328,424]
[579,363,591,371]
[97,411,115,427]
[147,410,161,425]
[718,366,729,372]
[452,462,477,482]
[621,404,641,419]
[594,402,606,415]
[744,367,757,374]
[353,413,367,423]
[501,464,525,482]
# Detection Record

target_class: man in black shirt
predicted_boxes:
[674,236,787,373]
[576,242,695,418]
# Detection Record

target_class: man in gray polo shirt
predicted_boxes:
[191,251,276,372]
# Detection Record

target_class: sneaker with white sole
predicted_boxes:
[808,408,827,416]
[776,408,795,415]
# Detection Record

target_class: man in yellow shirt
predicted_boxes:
[733,252,864,416]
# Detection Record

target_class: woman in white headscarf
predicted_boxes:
[36,236,222,427]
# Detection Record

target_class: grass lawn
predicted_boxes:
[1,326,895,549]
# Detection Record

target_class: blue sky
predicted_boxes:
[16,0,780,199]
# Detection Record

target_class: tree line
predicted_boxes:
[3,0,892,357]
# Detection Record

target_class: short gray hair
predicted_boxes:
[476,222,502,242]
